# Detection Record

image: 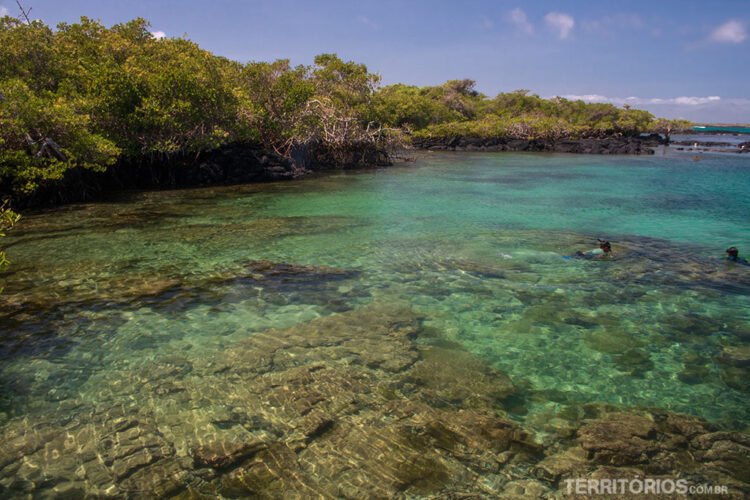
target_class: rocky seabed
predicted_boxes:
[1,298,748,498]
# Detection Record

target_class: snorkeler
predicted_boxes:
[573,239,612,259]
[726,246,749,265]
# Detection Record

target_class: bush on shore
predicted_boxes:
[0,15,687,203]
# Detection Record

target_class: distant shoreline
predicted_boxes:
[692,125,750,135]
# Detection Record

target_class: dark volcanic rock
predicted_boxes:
[412,135,662,155]
[22,140,393,208]
[673,140,733,147]
[194,141,392,186]
[193,143,301,184]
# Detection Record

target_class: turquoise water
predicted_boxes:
[1,151,749,494]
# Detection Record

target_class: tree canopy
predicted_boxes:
[0,15,410,201]
[0,14,682,203]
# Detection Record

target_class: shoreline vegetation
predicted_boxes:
[0,202,19,288]
[0,15,694,210]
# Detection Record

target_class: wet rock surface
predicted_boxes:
[21,141,395,208]
[0,300,748,497]
[194,143,302,184]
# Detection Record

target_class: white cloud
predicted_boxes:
[709,20,747,44]
[545,12,574,39]
[357,16,378,31]
[582,14,644,36]
[150,31,166,40]
[670,96,721,106]
[556,94,750,121]
[0,6,8,17]
[560,94,723,106]
[561,94,616,103]
[509,8,533,34]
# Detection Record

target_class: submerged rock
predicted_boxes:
[716,346,750,393]
[720,366,750,394]
[582,327,642,354]
[408,345,516,408]
[191,440,268,469]
[718,345,750,367]
[533,445,590,481]
[613,348,654,377]
[578,412,658,465]
[243,259,358,279]
[692,432,750,483]
[0,301,539,497]
[1,297,749,497]
[531,408,750,496]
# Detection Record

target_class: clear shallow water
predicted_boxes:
[1,152,750,480]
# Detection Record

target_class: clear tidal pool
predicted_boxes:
[1,150,749,494]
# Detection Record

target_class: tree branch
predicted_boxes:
[15,0,32,24]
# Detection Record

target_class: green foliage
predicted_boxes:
[240,59,316,151]
[372,84,656,141]
[312,53,379,110]
[307,54,388,158]
[406,91,656,141]
[371,84,465,129]
[124,38,241,155]
[0,78,119,194]
[0,15,400,197]
[0,14,666,203]
[371,79,483,129]
[650,118,693,139]
[0,17,60,92]
[240,54,391,162]
[0,202,20,281]
[0,16,245,198]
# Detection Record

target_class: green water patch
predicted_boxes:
[0,259,369,399]
[359,230,750,427]
[0,152,749,495]
[0,294,747,496]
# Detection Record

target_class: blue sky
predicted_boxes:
[2,0,749,122]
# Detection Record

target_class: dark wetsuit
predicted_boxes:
[727,255,750,265]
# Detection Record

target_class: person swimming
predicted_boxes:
[574,239,612,259]
[726,246,749,265]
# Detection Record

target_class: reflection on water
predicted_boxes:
[1,152,749,496]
